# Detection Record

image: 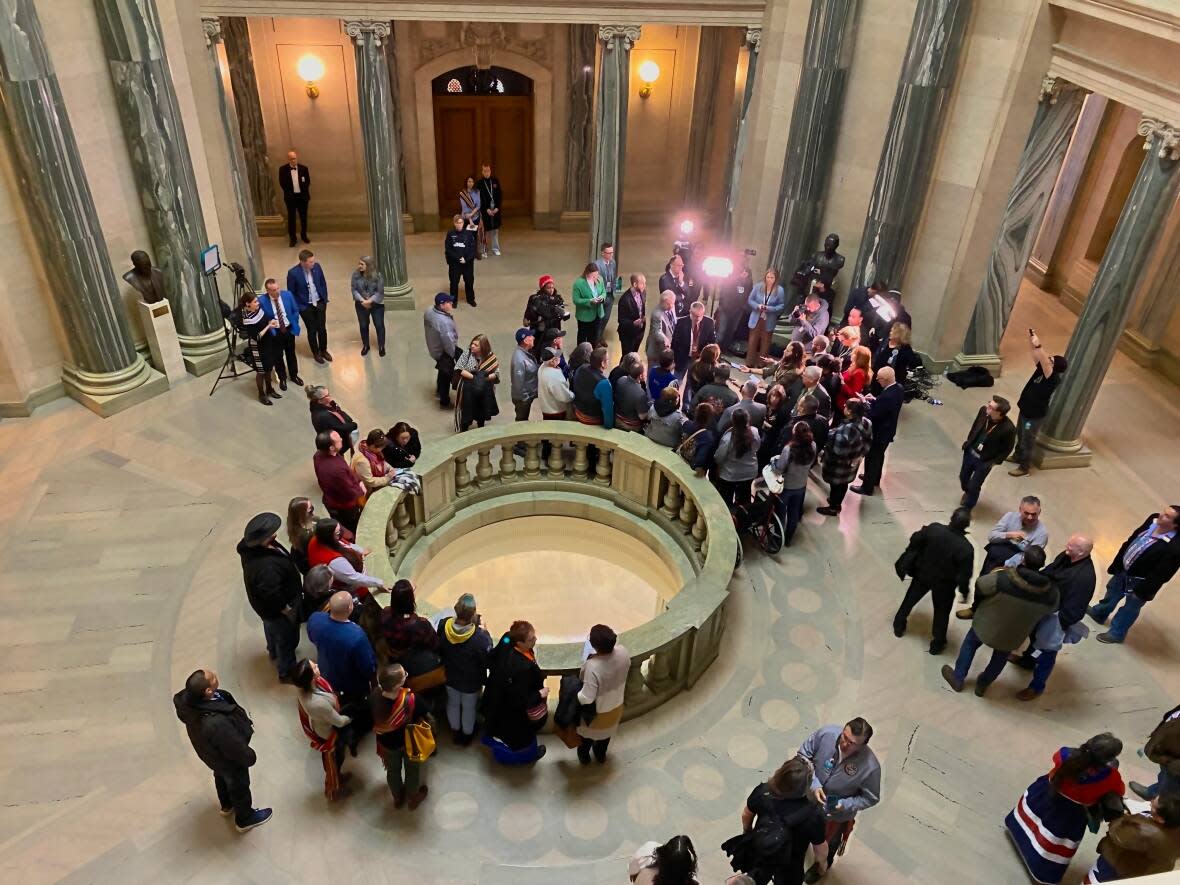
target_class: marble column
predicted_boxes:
[383,25,408,209]
[0,0,165,415]
[201,17,263,288]
[588,25,639,263]
[94,0,227,375]
[768,0,860,278]
[345,20,412,308]
[1034,120,1180,469]
[723,27,760,237]
[851,0,971,289]
[560,23,595,231]
[222,17,278,219]
[683,27,728,209]
[952,77,1088,375]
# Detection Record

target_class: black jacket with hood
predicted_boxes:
[173,688,256,771]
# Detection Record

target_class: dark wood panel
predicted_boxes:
[432,95,533,220]
[435,104,480,219]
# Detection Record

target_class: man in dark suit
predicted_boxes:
[671,300,717,376]
[616,273,647,356]
[257,278,303,389]
[892,507,975,654]
[1089,506,1180,644]
[785,366,833,422]
[659,253,697,318]
[853,366,905,495]
[286,250,331,363]
[278,150,311,247]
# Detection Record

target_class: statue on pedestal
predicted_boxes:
[123,250,167,304]
[790,233,846,304]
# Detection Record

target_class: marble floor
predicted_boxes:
[1,229,1178,884]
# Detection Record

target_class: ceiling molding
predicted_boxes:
[1050,0,1180,44]
[1050,44,1180,125]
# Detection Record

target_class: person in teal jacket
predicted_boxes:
[572,263,606,347]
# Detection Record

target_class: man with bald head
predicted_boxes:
[278,149,311,247]
[173,668,272,831]
[853,366,904,496]
[1011,534,1097,700]
[307,590,377,748]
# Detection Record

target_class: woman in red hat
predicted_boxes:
[524,274,568,357]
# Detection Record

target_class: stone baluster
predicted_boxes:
[1035,120,1180,468]
[454,455,472,497]
[499,443,518,483]
[200,17,264,287]
[344,20,413,308]
[645,642,681,694]
[94,0,227,376]
[523,441,542,478]
[392,496,411,539]
[623,656,649,708]
[475,447,495,486]
[661,478,682,518]
[385,516,399,552]
[546,439,565,476]
[592,446,611,485]
[850,0,972,289]
[0,0,165,416]
[588,25,639,262]
[572,442,590,479]
[678,495,697,534]
[953,77,1089,374]
[692,511,707,550]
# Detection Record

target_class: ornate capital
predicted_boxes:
[597,25,641,49]
[201,16,222,47]
[1138,118,1180,161]
[745,27,762,52]
[344,19,392,46]
[1039,75,1061,104]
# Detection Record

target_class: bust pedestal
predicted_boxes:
[137,299,187,385]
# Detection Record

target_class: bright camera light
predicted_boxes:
[678,219,694,236]
[701,256,734,279]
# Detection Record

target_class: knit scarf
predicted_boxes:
[445,617,475,644]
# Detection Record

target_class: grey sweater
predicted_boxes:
[714,427,761,481]
[771,442,815,491]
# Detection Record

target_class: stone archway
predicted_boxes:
[414,48,552,221]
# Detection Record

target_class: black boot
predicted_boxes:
[256,376,272,406]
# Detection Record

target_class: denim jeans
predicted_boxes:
[261,615,299,679]
[1141,766,1180,799]
[1089,572,1146,640]
[952,627,1009,685]
[958,452,993,510]
[446,687,478,735]
[1028,649,1058,694]
[355,302,385,350]
[779,487,806,542]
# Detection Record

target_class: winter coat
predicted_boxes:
[896,521,974,596]
[1144,705,1180,775]
[237,539,302,621]
[1108,514,1180,601]
[821,417,872,486]
[423,305,459,363]
[1096,812,1180,879]
[173,688,256,771]
[972,566,1060,652]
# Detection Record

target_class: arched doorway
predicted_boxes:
[432,66,534,223]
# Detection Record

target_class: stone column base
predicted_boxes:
[383,280,415,311]
[62,357,168,417]
[558,210,591,232]
[1032,432,1093,470]
[948,351,1002,376]
[178,329,229,376]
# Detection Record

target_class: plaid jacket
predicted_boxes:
[821,417,873,485]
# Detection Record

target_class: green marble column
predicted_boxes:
[769,0,860,278]
[345,19,413,308]
[94,0,225,375]
[683,27,728,209]
[0,0,165,415]
[222,18,277,219]
[953,77,1087,375]
[851,0,971,289]
[1035,120,1180,469]
[201,16,264,289]
[723,27,760,238]
[561,23,595,230]
[589,25,639,264]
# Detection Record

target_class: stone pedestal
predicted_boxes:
[769,1,860,278]
[0,0,165,417]
[851,0,971,289]
[952,77,1087,376]
[137,300,187,384]
[588,25,639,263]
[95,0,226,375]
[1035,120,1180,469]
[345,19,414,309]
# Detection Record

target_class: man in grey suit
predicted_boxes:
[647,290,677,364]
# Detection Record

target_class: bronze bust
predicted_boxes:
[123,250,167,304]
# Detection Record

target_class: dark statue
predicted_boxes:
[790,232,846,302]
[123,250,167,304]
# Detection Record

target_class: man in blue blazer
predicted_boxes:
[257,278,303,390]
[852,365,905,495]
[286,250,331,364]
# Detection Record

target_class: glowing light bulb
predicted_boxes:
[638,60,661,84]
[297,55,325,83]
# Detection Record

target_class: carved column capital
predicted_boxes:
[597,25,641,49]
[344,19,392,46]
[201,16,222,47]
[1138,118,1180,161]
[745,26,762,52]
[1039,75,1062,104]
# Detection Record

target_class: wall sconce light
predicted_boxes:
[297,54,325,99]
[638,60,660,99]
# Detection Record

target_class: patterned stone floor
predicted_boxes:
[0,229,1177,884]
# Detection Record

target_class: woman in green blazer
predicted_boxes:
[572,263,606,347]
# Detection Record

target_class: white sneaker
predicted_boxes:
[493,248,501,256]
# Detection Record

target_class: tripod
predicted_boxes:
[209,268,257,397]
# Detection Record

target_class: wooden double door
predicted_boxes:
[433,95,533,223]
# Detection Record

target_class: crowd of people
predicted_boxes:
[174,226,1180,883]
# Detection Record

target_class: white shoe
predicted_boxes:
[493,248,501,256]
